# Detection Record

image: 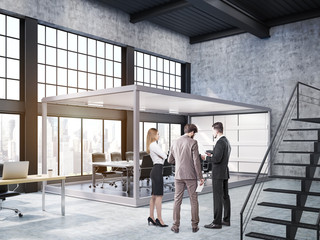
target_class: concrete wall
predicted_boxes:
[190,18,320,134]
[0,0,190,62]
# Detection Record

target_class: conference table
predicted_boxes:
[0,175,66,216]
[91,160,142,193]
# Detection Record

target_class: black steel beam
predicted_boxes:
[130,0,190,23]
[190,28,245,44]
[266,8,320,27]
[186,0,269,39]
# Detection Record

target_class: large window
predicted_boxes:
[134,51,182,92]
[0,113,19,162]
[38,116,121,176]
[104,120,121,160]
[37,25,122,101]
[140,122,182,153]
[60,117,81,176]
[0,14,20,100]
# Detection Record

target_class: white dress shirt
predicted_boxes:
[150,141,167,165]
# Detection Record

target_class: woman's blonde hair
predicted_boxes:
[146,128,158,154]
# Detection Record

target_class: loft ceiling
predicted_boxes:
[98,0,320,44]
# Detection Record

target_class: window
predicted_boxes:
[140,122,182,153]
[59,117,81,176]
[0,113,19,162]
[104,120,121,160]
[134,51,182,92]
[0,14,20,100]
[38,116,122,176]
[37,25,122,101]
[38,116,58,175]
[83,119,103,174]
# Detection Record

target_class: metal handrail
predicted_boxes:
[240,81,320,239]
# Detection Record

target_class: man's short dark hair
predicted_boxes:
[184,124,198,134]
[212,122,223,133]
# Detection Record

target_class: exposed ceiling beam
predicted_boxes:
[130,0,190,23]
[186,0,270,39]
[190,28,245,44]
[266,8,320,27]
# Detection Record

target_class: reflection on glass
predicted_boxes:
[60,118,81,176]
[7,38,19,59]
[158,123,170,153]
[7,59,19,79]
[0,114,19,162]
[83,119,102,174]
[104,120,121,160]
[7,80,19,100]
[38,116,58,175]
[6,16,19,39]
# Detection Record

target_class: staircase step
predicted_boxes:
[269,175,320,181]
[278,151,317,154]
[283,139,319,142]
[273,163,320,166]
[246,232,290,240]
[252,216,318,230]
[258,202,320,212]
[264,188,320,196]
[292,118,320,124]
[287,128,320,131]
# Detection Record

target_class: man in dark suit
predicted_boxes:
[202,122,231,229]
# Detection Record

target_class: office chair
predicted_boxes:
[162,159,174,191]
[201,156,212,180]
[139,151,148,160]
[110,152,122,161]
[89,153,123,189]
[0,163,23,217]
[139,155,153,190]
[125,151,134,161]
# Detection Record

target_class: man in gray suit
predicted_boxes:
[203,122,231,229]
[168,124,204,233]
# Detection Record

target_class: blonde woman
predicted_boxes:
[146,128,168,227]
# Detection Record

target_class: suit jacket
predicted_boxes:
[168,135,203,180]
[206,136,231,180]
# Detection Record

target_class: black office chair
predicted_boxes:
[200,155,212,180]
[163,159,174,191]
[89,153,123,189]
[0,163,23,217]
[139,155,153,190]
[139,151,148,160]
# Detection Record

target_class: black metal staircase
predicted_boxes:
[240,82,320,240]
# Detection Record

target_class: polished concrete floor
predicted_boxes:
[1,179,319,240]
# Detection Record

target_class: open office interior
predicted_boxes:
[0,0,320,239]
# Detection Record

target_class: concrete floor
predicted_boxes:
[0,179,319,240]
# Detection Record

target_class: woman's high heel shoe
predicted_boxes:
[148,217,156,226]
[156,218,168,227]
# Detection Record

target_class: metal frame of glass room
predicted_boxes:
[41,85,271,207]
